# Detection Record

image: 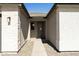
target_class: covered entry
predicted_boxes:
[30,21,46,39]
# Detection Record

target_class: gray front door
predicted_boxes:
[30,21,45,39]
[37,21,45,39]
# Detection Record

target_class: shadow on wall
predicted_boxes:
[0,17,1,52]
[18,7,30,49]
[20,17,29,40]
[41,39,59,52]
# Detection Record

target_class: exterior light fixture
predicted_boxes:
[7,17,11,25]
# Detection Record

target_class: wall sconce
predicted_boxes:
[7,17,11,25]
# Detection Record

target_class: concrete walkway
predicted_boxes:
[1,38,79,56]
[31,38,47,56]
[18,40,33,56]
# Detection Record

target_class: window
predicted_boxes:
[31,22,35,30]
[0,14,2,17]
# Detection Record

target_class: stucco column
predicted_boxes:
[27,21,31,40]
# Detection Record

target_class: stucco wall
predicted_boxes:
[18,7,30,50]
[1,4,18,51]
[47,4,79,51]
[58,4,79,51]
[47,7,59,50]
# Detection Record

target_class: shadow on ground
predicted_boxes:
[41,39,59,52]
[41,39,79,56]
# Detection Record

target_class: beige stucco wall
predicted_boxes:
[58,4,79,51]
[1,4,19,52]
[18,7,30,50]
[47,4,79,51]
[47,6,59,50]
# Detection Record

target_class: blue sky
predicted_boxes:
[24,3,54,13]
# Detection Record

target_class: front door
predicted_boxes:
[37,22,45,39]
[30,21,45,39]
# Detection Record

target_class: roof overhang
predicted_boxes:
[29,13,47,17]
